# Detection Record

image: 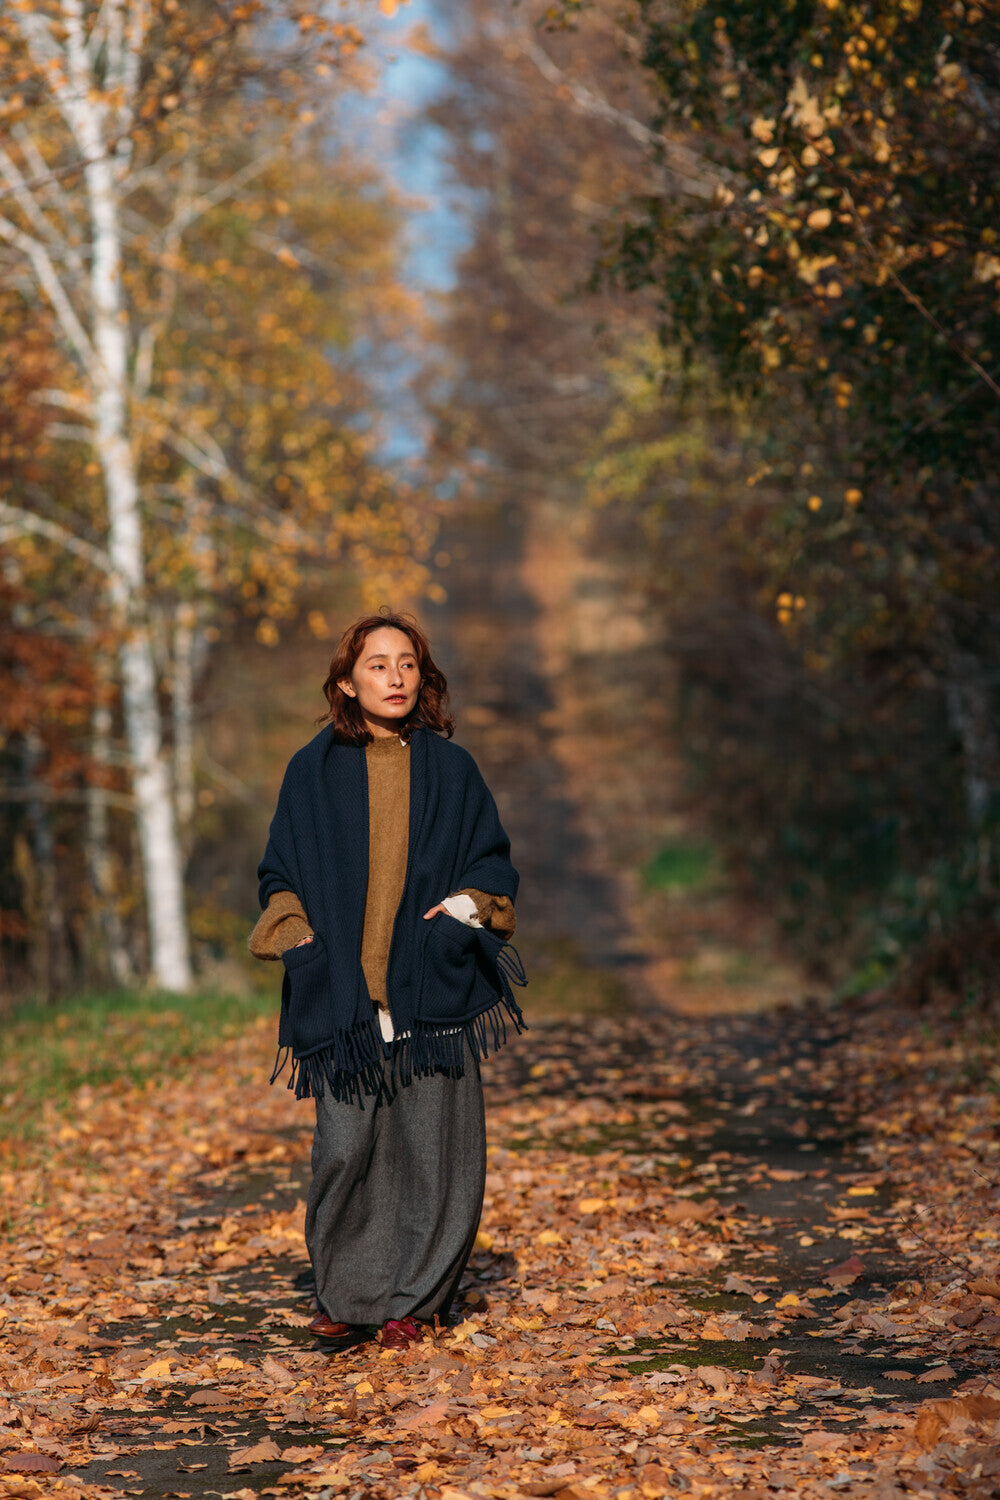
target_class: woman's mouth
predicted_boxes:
[385,695,407,703]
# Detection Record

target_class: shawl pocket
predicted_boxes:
[418,916,507,1025]
[280,935,331,1053]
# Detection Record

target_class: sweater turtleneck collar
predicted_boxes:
[365,733,409,752]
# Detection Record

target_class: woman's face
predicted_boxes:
[338,626,422,736]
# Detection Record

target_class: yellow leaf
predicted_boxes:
[776,1294,801,1308]
[474,1229,493,1251]
[448,1320,480,1343]
[354,1380,374,1396]
[751,117,776,143]
[139,1358,174,1380]
[537,1229,563,1246]
[807,207,832,230]
[216,1356,244,1370]
[757,147,780,168]
[847,1184,876,1196]
[637,1405,661,1426]
[577,1197,608,1214]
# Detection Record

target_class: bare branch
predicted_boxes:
[0,143,124,206]
[11,125,88,244]
[519,39,727,201]
[846,193,1000,405]
[31,387,95,417]
[0,143,86,275]
[152,149,281,249]
[117,0,150,169]
[0,213,96,373]
[0,785,135,813]
[134,154,195,400]
[0,499,114,578]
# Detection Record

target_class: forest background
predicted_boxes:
[0,0,998,1022]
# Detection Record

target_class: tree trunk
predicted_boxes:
[84,137,192,991]
[944,643,999,833]
[21,731,68,999]
[85,698,135,989]
[172,602,197,847]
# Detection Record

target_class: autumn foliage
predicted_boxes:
[435,0,1000,989]
[0,1,431,993]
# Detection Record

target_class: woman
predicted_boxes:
[249,610,526,1351]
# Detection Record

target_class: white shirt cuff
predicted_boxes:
[440,892,482,927]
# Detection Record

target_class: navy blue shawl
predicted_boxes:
[257,724,527,1100]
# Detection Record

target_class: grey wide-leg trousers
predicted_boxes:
[304,1041,486,1327]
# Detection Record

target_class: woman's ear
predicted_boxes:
[337,677,356,699]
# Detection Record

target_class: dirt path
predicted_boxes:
[4,996,999,1499]
[423,501,647,1005]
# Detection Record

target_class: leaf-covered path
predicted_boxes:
[3,993,999,1499]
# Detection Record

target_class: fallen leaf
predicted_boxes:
[138,1358,174,1380]
[800,1431,846,1452]
[229,1438,282,1468]
[280,1446,325,1463]
[967,1277,1000,1298]
[915,1409,946,1449]
[749,1352,785,1388]
[188,1388,231,1407]
[723,1274,758,1295]
[396,1400,450,1430]
[260,1355,296,1385]
[825,1254,864,1285]
[915,1364,956,1383]
[1,1458,62,1476]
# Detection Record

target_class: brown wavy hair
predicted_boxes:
[320,609,455,746]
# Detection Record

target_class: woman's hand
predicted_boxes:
[294,934,314,946]
[423,903,448,920]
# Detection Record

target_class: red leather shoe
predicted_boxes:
[309,1312,352,1338]
[381,1316,422,1349]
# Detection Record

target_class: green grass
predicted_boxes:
[643,839,719,893]
[0,985,275,1145]
[523,936,631,1015]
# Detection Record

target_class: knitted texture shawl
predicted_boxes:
[257,724,527,1101]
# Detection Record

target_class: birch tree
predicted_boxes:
[0,1,423,991]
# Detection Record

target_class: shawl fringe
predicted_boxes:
[270,942,528,1105]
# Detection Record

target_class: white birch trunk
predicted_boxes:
[74,44,191,991]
